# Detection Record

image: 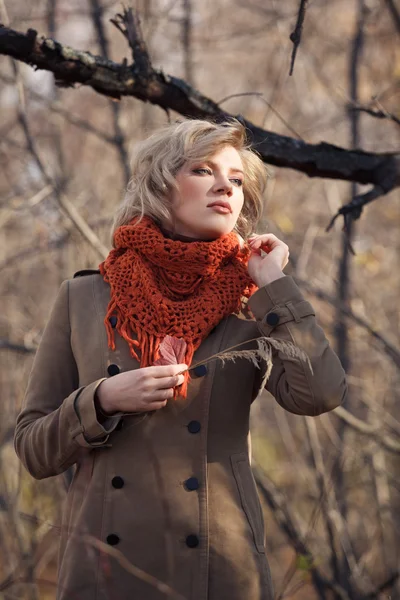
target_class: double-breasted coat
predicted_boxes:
[14,272,347,600]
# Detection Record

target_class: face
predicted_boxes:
[166,145,245,241]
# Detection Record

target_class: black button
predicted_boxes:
[111,476,124,489]
[106,534,120,546]
[107,364,120,377]
[187,420,201,434]
[265,312,280,326]
[193,364,207,377]
[184,477,199,491]
[109,315,118,328]
[186,534,199,548]
[116,419,124,431]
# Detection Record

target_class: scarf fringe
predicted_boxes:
[99,217,257,402]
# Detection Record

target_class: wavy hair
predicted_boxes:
[112,118,267,244]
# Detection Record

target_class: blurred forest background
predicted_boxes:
[0,0,399,599]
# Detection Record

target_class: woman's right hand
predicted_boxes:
[95,364,188,415]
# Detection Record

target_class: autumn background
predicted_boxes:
[0,0,399,598]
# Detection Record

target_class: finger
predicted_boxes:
[156,374,185,388]
[148,364,188,378]
[150,388,175,401]
[248,234,280,249]
[148,399,168,411]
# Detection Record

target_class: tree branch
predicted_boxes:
[295,277,400,370]
[253,465,352,600]
[289,0,309,76]
[0,339,36,353]
[332,407,400,454]
[0,19,399,201]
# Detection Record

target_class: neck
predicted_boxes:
[158,224,211,243]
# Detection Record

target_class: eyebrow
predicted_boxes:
[205,160,244,175]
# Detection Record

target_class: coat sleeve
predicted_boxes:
[14,280,121,480]
[247,276,348,416]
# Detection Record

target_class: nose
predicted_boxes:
[213,174,233,196]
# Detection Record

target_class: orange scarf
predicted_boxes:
[99,216,257,398]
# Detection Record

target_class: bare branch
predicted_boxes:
[349,101,400,128]
[295,277,400,370]
[384,0,400,37]
[91,0,130,184]
[253,465,352,600]
[0,339,36,353]
[0,22,399,199]
[57,192,109,259]
[110,7,152,76]
[289,0,309,76]
[331,407,400,454]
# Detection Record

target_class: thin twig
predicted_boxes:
[332,406,400,454]
[90,0,130,184]
[0,339,36,353]
[295,277,400,370]
[110,6,152,76]
[349,101,400,127]
[0,23,399,195]
[289,0,309,76]
[254,464,352,600]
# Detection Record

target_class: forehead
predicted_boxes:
[205,145,243,168]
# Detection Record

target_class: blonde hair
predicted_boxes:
[112,118,267,243]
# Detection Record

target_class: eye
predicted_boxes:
[192,168,212,175]
[230,178,243,187]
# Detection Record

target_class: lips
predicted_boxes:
[207,201,232,213]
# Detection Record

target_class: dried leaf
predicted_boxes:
[154,335,187,365]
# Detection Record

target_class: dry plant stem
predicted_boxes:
[177,336,312,377]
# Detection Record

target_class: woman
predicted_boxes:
[15,119,347,600]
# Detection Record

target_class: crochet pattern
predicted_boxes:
[99,216,257,398]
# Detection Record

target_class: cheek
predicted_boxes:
[235,194,245,216]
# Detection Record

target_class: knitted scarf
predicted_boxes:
[99,216,257,399]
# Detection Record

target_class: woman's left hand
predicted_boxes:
[247,233,289,288]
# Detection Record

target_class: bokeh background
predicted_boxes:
[1,0,399,598]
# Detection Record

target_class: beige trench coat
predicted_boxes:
[15,273,347,600]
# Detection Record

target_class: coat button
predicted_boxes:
[184,477,199,491]
[109,315,118,328]
[193,364,207,377]
[187,421,201,434]
[186,534,199,548]
[106,533,120,546]
[107,364,120,377]
[112,476,124,489]
[265,312,280,326]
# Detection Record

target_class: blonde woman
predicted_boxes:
[15,119,347,600]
